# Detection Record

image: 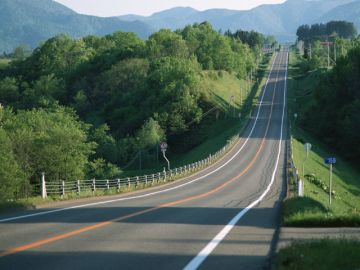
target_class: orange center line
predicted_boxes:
[0,55,284,258]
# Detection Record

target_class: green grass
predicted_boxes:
[0,180,177,212]
[275,239,360,270]
[283,50,360,227]
[123,54,272,176]
[0,58,10,70]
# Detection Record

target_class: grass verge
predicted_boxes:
[275,239,360,270]
[282,50,360,227]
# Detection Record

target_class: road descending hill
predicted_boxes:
[0,51,289,270]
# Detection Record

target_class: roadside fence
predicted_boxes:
[41,136,239,199]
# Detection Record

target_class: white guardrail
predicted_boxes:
[42,136,239,198]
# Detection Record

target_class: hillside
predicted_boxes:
[0,23,268,197]
[0,0,154,53]
[2,0,360,53]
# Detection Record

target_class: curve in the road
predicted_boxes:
[0,53,278,224]
[0,52,288,261]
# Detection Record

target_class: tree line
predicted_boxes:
[296,21,357,45]
[0,22,268,201]
[296,42,360,164]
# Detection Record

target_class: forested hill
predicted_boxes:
[0,0,154,53]
[0,23,269,201]
[293,21,360,164]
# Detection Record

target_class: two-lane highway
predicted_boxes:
[0,50,289,270]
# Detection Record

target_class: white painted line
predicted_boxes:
[0,54,279,224]
[183,52,288,270]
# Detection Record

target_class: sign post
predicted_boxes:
[160,142,170,171]
[325,157,336,205]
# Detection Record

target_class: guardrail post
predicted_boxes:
[117,179,121,192]
[92,178,96,194]
[163,168,166,182]
[127,177,130,188]
[62,180,65,198]
[145,175,148,185]
[106,179,110,190]
[77,180,80,195]
[158,172,161,183]
[136,176,139,187]
[152,174,155,185]
[41,172,47,199]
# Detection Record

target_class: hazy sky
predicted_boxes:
[54,0,287,17]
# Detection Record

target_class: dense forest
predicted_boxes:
[295,32,360,164]
[0,22,267,201]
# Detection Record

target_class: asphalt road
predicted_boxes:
[0,50,289,270]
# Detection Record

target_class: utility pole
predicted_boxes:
[302,143,312,178]
[309,43,312,59]
[327,42,330,68]
[230,95,235,117]
[139,150,142,173]
[240,86,243,106]
[247,75,250,93]
[156,141,159,164]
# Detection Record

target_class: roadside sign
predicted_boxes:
[325,156,336,205]
[160,142,168,151]
[325,157,336,165]
[160,142,170,170]
[320,42,334,46]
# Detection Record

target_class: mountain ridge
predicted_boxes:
[118,0,359,41]
[0,0,154,53]
[1,0,360,53]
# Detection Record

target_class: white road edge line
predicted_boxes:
[183,51,288,270]
[0,54,279,224]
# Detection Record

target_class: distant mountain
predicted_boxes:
[320,1,360,29]
[119,0,360,42]
[0,0,154,53]
[2,0,360,53]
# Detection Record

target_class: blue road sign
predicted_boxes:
[325,157,336,165]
